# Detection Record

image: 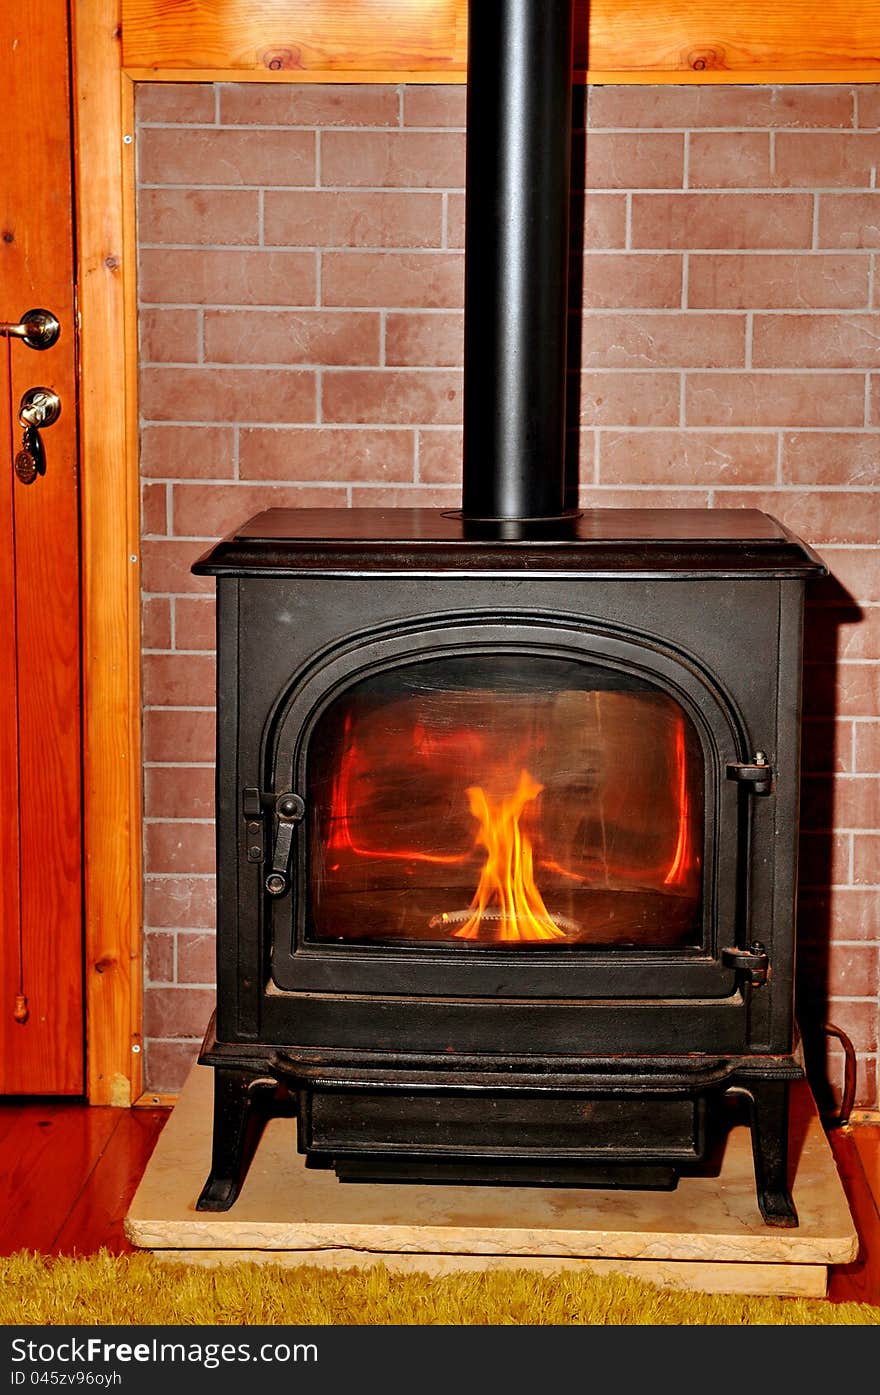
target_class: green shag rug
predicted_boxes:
[1,1253,877,1326]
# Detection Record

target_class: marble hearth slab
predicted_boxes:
[126,1063,857,1296]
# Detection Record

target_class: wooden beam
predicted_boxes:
[586,0,880,77]
[121,1,880,80]
[122,0,465,74]
[72,2,143,1105]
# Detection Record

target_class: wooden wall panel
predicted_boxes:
[122,1,880,80]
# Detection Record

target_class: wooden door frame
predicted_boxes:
[72,3,880,1105]
[73,5,141,1104]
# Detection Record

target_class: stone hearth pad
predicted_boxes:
[126,1064,857,1298]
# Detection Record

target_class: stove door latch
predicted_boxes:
[721,941,770,987]
[242,787,305,897]
[265,792,305,897]
[726,750,772,795]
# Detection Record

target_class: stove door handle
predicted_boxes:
[265,792,305,897]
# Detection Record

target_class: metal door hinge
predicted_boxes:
[726,750,772,795]
[721,941,770,986]
[242,786,267,864]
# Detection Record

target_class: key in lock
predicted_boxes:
[15,427,44,485]
[14,387,60,485]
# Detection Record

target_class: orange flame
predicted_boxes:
[663,714,692,887]
[453,770,565,942]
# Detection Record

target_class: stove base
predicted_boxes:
[127,1062,859,1298]
[195,1022,803,1227]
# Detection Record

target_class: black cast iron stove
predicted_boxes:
[191,0,826,1224]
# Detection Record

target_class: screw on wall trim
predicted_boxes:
[131,1043,142,1053]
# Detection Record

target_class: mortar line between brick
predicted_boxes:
[136,123,867,135]
[143,647,216,658]
[142,247,465,264]
[144,1027,210,1041]
[137,424,880,441]
[143,122,447,134]
[145,762,216,769]
[812,192,820,248]
[775,432,783,485]
[145,425,419,446]
[850,833,856,883]
[140,182,467,194]
[143,365,878,381]
[139,178,880,194]
[785,882,880,892]
[140,302,880,318]
[143,706,216,714]
[144,872,216,879]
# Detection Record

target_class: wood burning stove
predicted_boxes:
[193,506,823,1223]
[190,0,826,1224]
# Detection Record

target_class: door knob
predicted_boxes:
[14,387,61,485]
[0,309,61,351]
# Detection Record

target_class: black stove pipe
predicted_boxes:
[461,0,575,523]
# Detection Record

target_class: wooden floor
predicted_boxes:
[0,1100,876,1304]
[0,1103,168,1256]
[827,1125,880,1305]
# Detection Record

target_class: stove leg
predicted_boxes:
[196,1068,276,1212]
[729,1079,798,1228]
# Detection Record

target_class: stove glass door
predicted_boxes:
[306,654,703,950]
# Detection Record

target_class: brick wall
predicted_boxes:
[136,82,880,1106]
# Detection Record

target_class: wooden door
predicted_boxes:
[0,0,83,1093]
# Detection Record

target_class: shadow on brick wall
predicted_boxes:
[798,577,863,1115]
